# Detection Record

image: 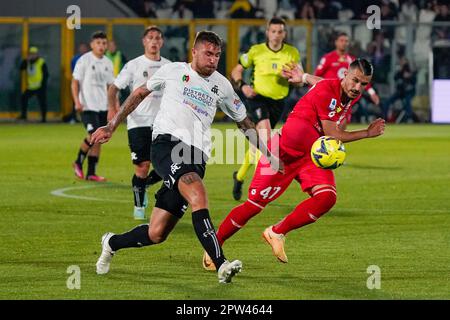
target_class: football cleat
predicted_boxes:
[133,206,146,220]
[262,226,288,263]
[232,171,243,201]
[217,260,242,284]
[72,162,84,179]
[86,175,107,182]
[202,251,216,271]
[96,232,115,275]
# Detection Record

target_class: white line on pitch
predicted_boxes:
[50,185,129,203]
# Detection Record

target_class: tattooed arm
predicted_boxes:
[91,86,151,144]
[237,116,284,173]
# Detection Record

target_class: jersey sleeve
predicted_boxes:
[72,56,85,81]
[114,61,132,89]
[239,46,255,69]
[314,55,329,77]
[146,63,171,92]
[218,80,247,122]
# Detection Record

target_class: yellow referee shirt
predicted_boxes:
[240,43,300,100]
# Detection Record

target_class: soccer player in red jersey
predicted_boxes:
[315,32,380,106]
[202,58,385,269]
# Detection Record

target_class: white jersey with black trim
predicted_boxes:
[72,51,114,112]
[146,62,247,158]
[114,55,171,130]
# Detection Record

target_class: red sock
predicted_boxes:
[272,187,337,235]
[216,200,263,245]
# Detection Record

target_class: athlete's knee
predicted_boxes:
[135,162,150,178]
[311,186,337,217]
[178,172,208,209]
[148,226,169,244]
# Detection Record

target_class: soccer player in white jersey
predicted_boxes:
[92,31,282,283]
[107,26,169,220]
[72,31,115,181]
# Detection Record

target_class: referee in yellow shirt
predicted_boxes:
[231,17,301,200]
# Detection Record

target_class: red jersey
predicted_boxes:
[314,51,355,79]
[278,79,360,161]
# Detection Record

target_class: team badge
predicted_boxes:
[143,71,148,78]
[272,63,278,70]
[328,98,337,111]
[182,75,190,82]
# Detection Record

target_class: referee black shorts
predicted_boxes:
[150,134,207,218]
[246,94,286,129]
[128,127,152,164]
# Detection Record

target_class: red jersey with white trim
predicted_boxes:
[315,51,355,79]
[278,79,360,160]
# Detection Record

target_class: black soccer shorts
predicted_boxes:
[150,134,207,218]
[81,111,107,134]
[128,127,152,164]
[246,94,286,129]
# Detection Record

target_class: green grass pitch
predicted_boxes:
[0,122,449,299]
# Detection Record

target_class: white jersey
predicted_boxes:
[72,51,114,112]
[114,55,171,130]
[147,62,247,157]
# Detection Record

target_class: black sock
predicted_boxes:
[87,156,98,176]
[75,149,88,166]
[76,138,91,165]
[146,169,162,187]
[132,175,147,207]
[192,209,226,269]
[108,224,154,251]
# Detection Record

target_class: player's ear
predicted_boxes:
[343,70,348,78]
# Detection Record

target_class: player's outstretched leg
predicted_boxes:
[263,185,337,263]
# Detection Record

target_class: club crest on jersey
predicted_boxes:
[272,63,278,70]
[143,71,148,78]
[211,85,219,95]
[182,75,190,83]
[328,98,337,111]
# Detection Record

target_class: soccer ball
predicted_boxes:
[310,136,346,169]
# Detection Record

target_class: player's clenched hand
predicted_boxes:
[367,118,385,138]
[91,126,113,144]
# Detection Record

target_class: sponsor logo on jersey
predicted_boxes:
[164,174,176,189]
[131,152,137,161]
[211,85,219,95]
[182,75,190,82]
[183,87,214,107]
[143,71,148,78]
[328,111,336,118]
[328,98,337,111]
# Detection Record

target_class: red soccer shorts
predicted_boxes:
[247,134,336,208]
